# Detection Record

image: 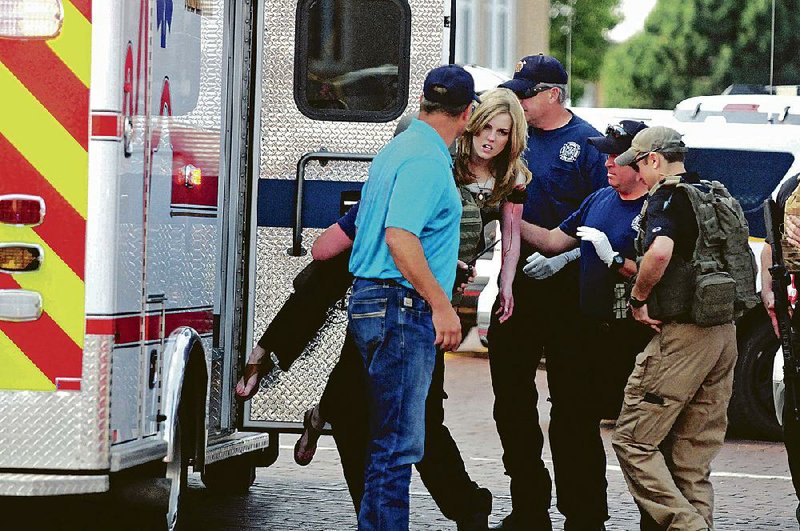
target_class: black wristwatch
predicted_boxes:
[629,295,647,309]
[609,254,625,271]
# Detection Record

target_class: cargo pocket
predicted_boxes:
[630,398,681,446]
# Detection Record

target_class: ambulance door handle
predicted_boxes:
[291,151,374,257]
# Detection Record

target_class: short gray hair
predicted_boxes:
[549,83,568,104]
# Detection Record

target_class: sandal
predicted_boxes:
[235,348,274,401]
[294,406,324,466]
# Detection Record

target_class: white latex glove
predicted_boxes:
[576,226,618,266]
[523,248,581,279]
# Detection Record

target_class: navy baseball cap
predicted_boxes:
[423,64,480,107]
[588,120,649,155]
[500,54,568,98]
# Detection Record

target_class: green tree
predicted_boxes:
[601,0,800,108]
[549,0,622,102]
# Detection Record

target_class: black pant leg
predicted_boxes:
[546,319,609,527]
[322,332,369,513]
[785,400,800,509]
[487,283,551,523]
[416,350,484,522]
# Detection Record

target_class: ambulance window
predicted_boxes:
[685,148,794,238]
[294,0,411,122]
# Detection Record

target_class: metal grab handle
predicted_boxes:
[291,151,374,256]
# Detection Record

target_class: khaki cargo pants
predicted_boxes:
[612,322,737,531]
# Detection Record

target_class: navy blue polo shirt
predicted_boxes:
[337,203,359,241]
[523,112,608,231]
[560,187,646,318]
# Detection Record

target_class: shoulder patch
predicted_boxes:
[559,142,581,163]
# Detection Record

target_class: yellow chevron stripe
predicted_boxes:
[0,330,56,391]
[0,227,84,348]
[0,63,88,219]
[46,0,92,87]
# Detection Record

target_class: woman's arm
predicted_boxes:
[496,201,523,322]
[311,223,354,261]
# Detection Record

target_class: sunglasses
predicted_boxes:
[629,151,653,171]
[605,124,630,139]
[516,84,556,99]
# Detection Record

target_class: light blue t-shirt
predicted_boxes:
[349,118,461,297]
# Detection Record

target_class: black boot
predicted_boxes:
[456,487,492,531]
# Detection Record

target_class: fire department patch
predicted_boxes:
[559,142,581,162]
[631,213,642,232]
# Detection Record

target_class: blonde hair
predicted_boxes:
[454,88,531,207]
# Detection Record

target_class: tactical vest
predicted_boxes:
[452,185,484,331]
[457,185,483,264]
[635,177,759,326]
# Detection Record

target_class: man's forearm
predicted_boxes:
[385,227,451,311]
[519,220,576,255]
[631,236,673,300]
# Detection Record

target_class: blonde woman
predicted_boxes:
[454,87,531,322]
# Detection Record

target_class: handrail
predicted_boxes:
[291,151,374,256]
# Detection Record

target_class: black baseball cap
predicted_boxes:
[588,120,649,155]
[423,65,480,107]
[499,54,568,98]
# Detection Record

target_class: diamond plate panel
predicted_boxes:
[0,336,112,470]
[208,347,224,433]
[110,345,141,443]
[146,223,217,308]
[248,228,348,422]
[258,0,443,181]
[0,474,109,496]
[249,1,443,423]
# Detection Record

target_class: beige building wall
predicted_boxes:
[458,0,550,76]
[515,0,550,61]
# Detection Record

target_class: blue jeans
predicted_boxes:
[348,279,437,531]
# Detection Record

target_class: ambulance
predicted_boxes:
[0,0,450,527]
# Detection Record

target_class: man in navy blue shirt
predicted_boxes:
[519,121,655,530]
[489,55,608,531]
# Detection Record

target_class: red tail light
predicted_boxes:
[0,195,46,226]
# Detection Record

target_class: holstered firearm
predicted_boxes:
[765,198,800,422]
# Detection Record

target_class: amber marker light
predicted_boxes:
[0,244,43,273]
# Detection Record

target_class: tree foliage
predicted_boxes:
[601,0,800,109]
[549,0,622,102]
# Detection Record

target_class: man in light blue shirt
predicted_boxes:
[348,64,477,531]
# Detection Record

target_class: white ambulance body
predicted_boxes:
[0,0,447,526]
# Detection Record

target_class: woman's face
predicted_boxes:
[471,112,512,162]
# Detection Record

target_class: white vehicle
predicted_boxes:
[576,92,800,440]
[0,0,447,527]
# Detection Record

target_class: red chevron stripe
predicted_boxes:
[69,0,92,22]
[0,276,82,385]
[0,40,89,150]
[0,135,86,279]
